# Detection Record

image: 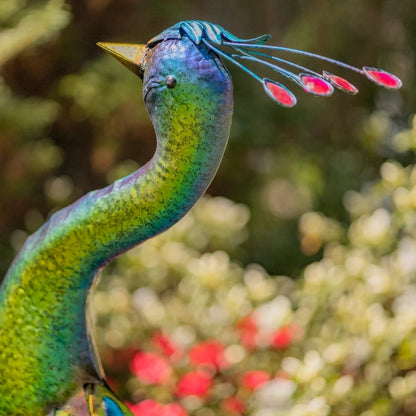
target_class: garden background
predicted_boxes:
[1,1,416,415]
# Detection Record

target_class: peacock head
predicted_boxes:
[98,24,235,119]
[98,20,402,109]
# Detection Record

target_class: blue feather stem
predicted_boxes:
[235,47,323,78]
[222,41,364,74]
[202,39,263,83]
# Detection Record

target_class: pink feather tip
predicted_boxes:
[362,67,402,89]
[263,79,297,107]
[323,71,359,94]
[300,75,334,96]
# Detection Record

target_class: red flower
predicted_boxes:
[153,332,181,360]
[128,399,162,416]
[189,340,227,370]
[164,403,188,416]
[176,371,213,398]
[270,324,302,349]
[237,315,258,350]
[241,370,270,390]
[130,351,172,385]
[128,401,188,416]
[221,396,246,414]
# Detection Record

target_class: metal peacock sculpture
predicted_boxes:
[0,21,401,416]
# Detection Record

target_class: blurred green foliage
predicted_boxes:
[1,0,414,276]
[0,1,415,414]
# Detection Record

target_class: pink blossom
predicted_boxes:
[241,370,270,390]
[176,370,213,398]
[130,351,172,385]
[128,399,162,416]
[128,400,188,416]
[221,396,246,414]
[189,340,227,370]
[153,331,182,360]
[237,315,258,350]
[164,403,188,416]
[270,324,302,349]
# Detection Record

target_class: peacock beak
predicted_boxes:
[97,42,147,78]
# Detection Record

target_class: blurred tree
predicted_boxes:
[0,0,414,275]
[0,0,70,272]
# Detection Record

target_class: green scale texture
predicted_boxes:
[0,34,233,415]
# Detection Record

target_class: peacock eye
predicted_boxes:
[165,75,177,88]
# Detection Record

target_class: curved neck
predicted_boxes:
[0,73,233,414]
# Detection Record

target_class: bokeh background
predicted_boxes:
[1,1,416,415]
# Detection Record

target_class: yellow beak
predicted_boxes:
[97,42,147,77]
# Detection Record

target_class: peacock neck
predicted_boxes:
[0,48,233,413]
